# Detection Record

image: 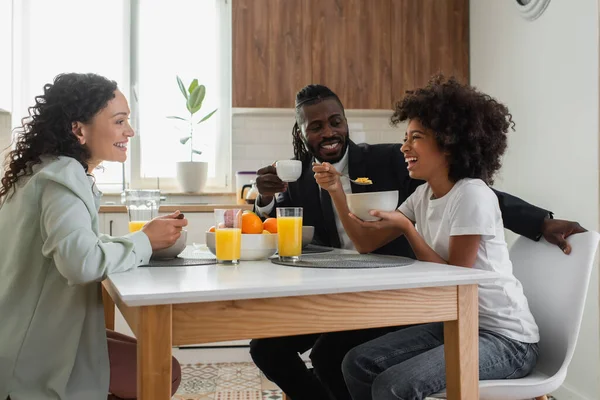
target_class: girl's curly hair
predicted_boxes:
[392,74,515,185]
[0,73,118,198]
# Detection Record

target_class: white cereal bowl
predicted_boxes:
[206,232,278,261]
[346,191,399,222]
[302,226,314,248]
[151,230,188,260]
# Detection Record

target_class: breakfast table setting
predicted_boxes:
[102,200,498,400]
[103,168,498,400]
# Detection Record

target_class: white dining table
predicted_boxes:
[102,247,499,400]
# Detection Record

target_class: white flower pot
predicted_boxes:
[176,161,208,193]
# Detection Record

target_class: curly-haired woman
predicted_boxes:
[314,75,540,400]
[0,73,185,400]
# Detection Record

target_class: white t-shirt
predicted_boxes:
[398,178,539,343]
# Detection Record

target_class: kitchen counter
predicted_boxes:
[98,204,254,213]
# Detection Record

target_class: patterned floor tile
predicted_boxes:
[215,362,262,392]
[261,390,283,400]
[174,362,276,400]
[176,363,219,395]
[173,392,215,400]
[214,391,262,400]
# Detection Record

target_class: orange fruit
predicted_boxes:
[242,212,263,234]
[208,226,216,232]
[263,218,278,234]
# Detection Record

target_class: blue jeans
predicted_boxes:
[342,322,539,400]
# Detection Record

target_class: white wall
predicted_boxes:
[231,109,404,174]
[471,1,600,399]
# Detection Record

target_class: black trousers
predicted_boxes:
[249,326,406,400]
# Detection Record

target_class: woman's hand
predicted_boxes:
[141,210,188,250]
[349,209,414,233]
[312,162,343,193]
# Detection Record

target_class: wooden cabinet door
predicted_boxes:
[164,212,214,245]
[311,0,393,110]
[232,0,312,108]
[391,0,469,102]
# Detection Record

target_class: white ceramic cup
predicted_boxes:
[276,160,302,182]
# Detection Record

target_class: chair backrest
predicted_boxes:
[510,231,599,377]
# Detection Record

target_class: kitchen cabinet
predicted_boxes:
[311,0,392,110]
[232,0,469,109]
[390,0,469,99]
[99,212,214,245]
[182,213,214,245]
[103,213,129,237]
[232,0,311,108]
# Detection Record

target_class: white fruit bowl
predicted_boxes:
[206,232,277,261]
[346,190,399,222]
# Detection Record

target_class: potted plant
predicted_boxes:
[167,76,218,192]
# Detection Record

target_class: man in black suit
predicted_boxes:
[251,84,584,400]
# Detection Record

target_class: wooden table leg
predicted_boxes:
[102,283,115,331]
[444,284,479,400]
[137,305,173,400]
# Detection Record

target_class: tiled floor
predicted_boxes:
[172,360,445,400]
[173,362,282,400]
[171,348,556,400]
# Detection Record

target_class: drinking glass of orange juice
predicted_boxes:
[122,190,160,232]
[214,209,242,265]
[276,207,303,262]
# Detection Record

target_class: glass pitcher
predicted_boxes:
[121,189,160,232]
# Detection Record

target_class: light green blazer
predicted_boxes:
[0,156,152,400]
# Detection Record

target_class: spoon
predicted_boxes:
[336,172,372,185]
[313,162,372,185]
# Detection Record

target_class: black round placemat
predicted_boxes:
[142,257,217,267]
[142,248,217,267]
[271,253,415,269]
[301,244,335,254]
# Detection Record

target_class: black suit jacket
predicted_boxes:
[257,141,550,258]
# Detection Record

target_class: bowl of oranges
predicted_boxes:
[206,211,278,261]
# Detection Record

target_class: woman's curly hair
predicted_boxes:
[391,74,515,185]
[0,73,118,198]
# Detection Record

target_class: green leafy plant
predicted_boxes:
[167,76,218,160]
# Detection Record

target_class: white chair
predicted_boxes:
[435,231,600,400]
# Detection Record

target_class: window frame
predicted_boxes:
[126,0,232,193]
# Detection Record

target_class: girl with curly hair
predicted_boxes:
[315,75,539,399]
[0,73,186,400]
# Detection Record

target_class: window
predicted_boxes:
[10,0,231,192]
[0,0,11,112]
[130,0,231,191]
[11,0,129,191]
